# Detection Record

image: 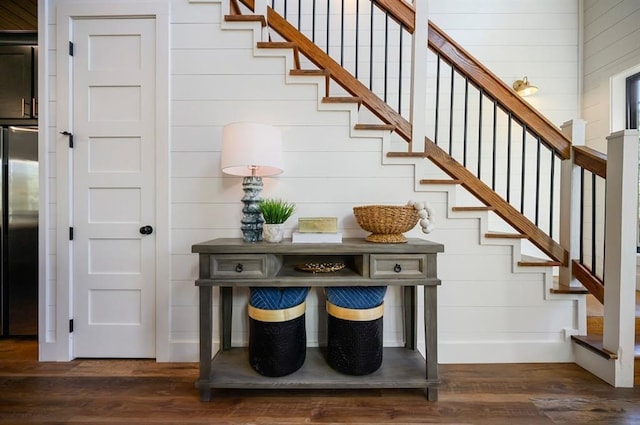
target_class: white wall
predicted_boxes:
[582,0,640,151]
[40,0,584,363]
[429,0,580,128]
[581,0,640,290]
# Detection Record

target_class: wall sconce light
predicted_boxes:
[513,76,538,97]
[221,122,284,242]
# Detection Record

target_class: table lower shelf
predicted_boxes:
[197,346,438,392]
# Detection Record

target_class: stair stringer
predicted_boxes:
[215,2,587,364]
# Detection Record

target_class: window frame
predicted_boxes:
[626,72,640,252]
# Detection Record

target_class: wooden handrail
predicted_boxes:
[265,7,413,142]
[573,260,604,303]
[421,138,568,265]
[372,0,415,31]
[573,145,607,178]
[426,21,571,160]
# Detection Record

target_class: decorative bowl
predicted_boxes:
[353,205,419,243]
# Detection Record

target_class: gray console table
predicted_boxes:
[192,237,444,402]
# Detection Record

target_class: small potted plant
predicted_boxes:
[258,198,295,242]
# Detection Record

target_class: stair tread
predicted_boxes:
[224,14,266,26]
[518,254,562,267]
[420,179,461,185]
[289,69,328,76]
[387,151,427,158]
[354,123,395,131]
[550,282,589,295]
[322,96,362,104]
[571,335,619,360]
[485,231,527,239]
[257,41,297,49]
[452,206,495,212]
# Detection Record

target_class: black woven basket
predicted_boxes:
[248,304,306,377]
[326,302,383,376]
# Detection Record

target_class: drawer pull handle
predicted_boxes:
[235,263,244,273]
[393,264,402,273]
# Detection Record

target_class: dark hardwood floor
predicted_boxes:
[0,338,639,424]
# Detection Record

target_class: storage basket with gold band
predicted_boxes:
[248,287,309,377]
[325,286,387,375]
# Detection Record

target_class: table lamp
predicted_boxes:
[221,122,284,242]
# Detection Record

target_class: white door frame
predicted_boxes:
[51,0,170,361]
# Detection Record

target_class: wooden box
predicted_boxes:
[297,217,338,233]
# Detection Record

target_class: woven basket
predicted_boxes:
[248,303,307,377]
[326,301,384,375]
[353,205,419,243]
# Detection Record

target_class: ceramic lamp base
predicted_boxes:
[240,176,264,242]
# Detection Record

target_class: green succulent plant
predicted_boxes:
[258,198,296,224]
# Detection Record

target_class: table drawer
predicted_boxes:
[370,254,427,279]
[211,255,269,279]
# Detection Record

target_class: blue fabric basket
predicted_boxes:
[250,287,310,310]
[325,286,386,309]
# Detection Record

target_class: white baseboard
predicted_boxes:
[437,340,575,363]
[166,341,205,363]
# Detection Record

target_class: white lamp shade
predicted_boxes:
[221,122,284,177]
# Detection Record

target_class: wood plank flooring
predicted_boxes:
[1,338,639,424]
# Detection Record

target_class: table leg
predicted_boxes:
[403,286,416,350]
[221,287,233,351]
[198,285,213,401]
[423,285,439,401]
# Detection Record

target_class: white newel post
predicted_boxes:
[559,119,586,289]
[410,0,428,153]
[603,129,638,387]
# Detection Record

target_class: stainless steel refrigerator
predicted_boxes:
[0,125,38,336]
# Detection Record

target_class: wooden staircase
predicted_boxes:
[217,0,640,375]
[230,0,571,265]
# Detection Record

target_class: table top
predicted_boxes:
[192,237,445,255]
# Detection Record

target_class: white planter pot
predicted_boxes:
[262,223,284,243]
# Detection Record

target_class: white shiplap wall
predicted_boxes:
[429,0,579,128]
[582,0,640,152]
[41,0,583,363]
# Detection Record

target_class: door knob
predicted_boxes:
[139,225,153,235]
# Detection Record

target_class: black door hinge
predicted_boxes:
[69,41,74,56]
[69,319,74,333]
[69,227,74,241]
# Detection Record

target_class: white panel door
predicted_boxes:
[72,18,156,358]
